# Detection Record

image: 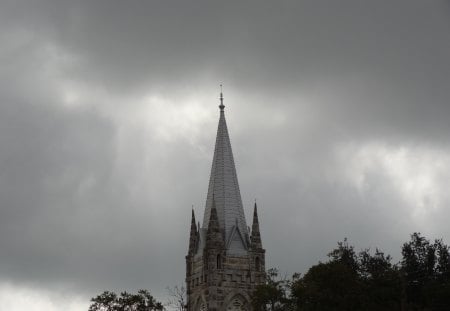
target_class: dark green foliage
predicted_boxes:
[401,233,450,310]
[358,249,402,310]
[291,242,401,311]
[252,268,289,311]
[293,261,363,310]
[89,289,164,311]
[89,291,118,311]
[327,238,359,273]
[88,233,450,311]
[253,233,450,311]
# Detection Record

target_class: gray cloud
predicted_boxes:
[1,0,450,308]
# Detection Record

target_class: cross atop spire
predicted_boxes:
[219,84,225,111]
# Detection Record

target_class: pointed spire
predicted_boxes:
[188,208,198,254]
[207,206,220,233]
[206,199,224,248]
[207,199,220,234]
[203,90,248,254]
[251,202,262,249]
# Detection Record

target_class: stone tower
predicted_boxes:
[186,91,265,311]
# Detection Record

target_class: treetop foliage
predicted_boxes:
[89,289,164,311]
[252,233,450,311]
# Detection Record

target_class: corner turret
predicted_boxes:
[206,200,224,249]
[188,209,198,255]
[250,203,262,250]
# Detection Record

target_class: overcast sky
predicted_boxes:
[1,0,450,310]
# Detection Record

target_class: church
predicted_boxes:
[185,91,266,311]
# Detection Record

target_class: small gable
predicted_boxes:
[227,225,248,256]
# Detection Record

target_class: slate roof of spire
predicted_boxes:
[201,91,249,255]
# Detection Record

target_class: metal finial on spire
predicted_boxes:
[219,84,225,111]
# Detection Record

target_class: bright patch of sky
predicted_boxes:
[0,283,88,311]
[338,142,450,226]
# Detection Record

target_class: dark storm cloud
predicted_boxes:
[1,0,450,308]
[4,1,449,97]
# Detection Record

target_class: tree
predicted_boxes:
[430,239,450,310]
[89,289,164,311]
[291,261,362,311]
[253,234,450,311]
[327,238,359,273]
[165,285,187,311]
[401,233,450,310]
[252,268,289,311]
[435,238,450,281]
[358,249,402,310]
[401,232,437,309]
[89,291,118,311]
[290,240,401,311]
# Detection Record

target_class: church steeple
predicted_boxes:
[186,91,266,311]
[202,88,249,254]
